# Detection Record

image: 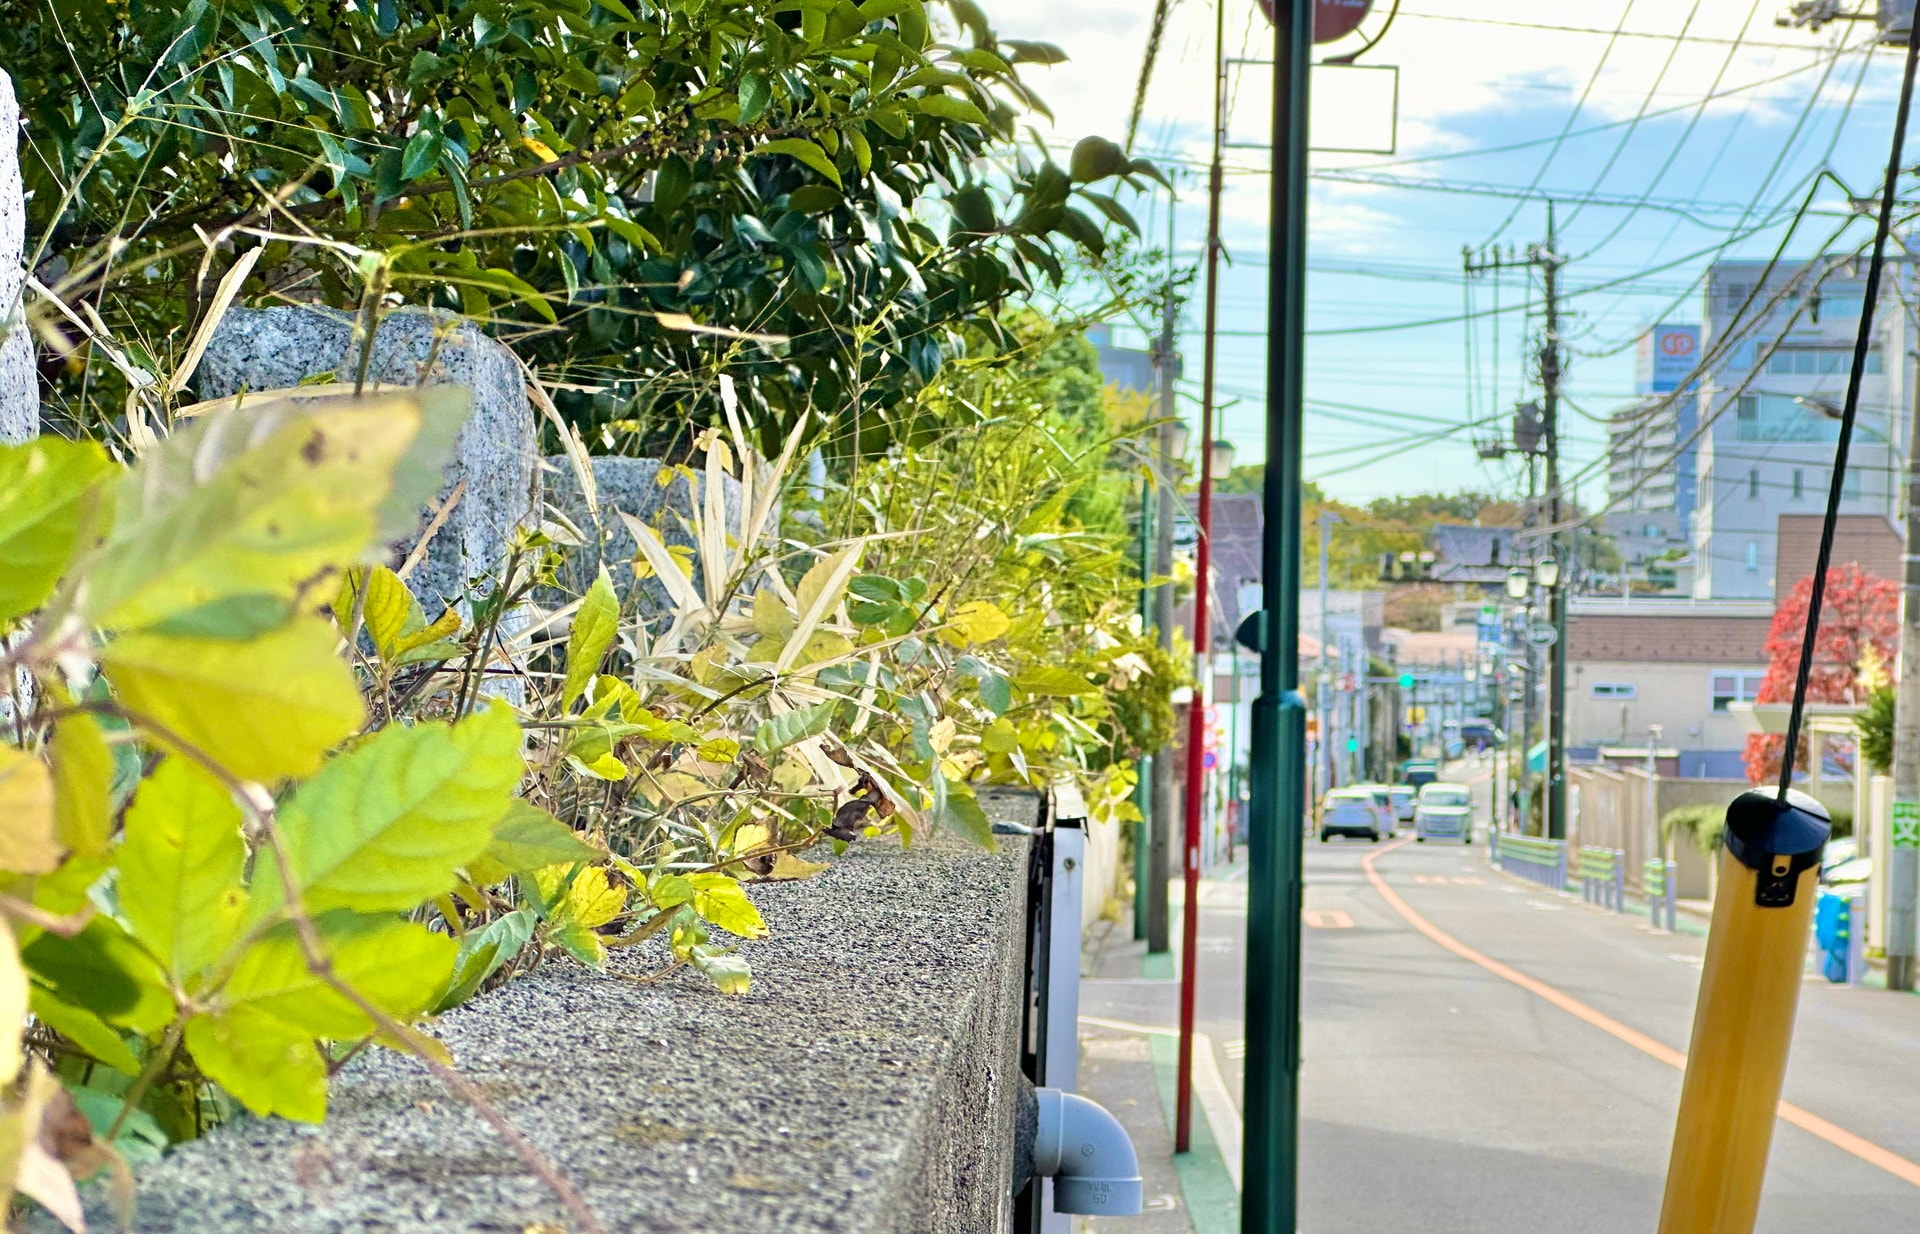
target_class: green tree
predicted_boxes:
[10,0,1157,451]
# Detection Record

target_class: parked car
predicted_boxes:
[1458,720,1504,751]
[1401,760,1439,788]
[1355,783,1396,835]
[1414,782,1474,844]
[1319,788,1390,843]
[1389,785,1417,824]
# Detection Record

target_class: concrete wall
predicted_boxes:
[1569,768,1752,899]
[69,812,1043,1234]
[1566,659,1760,755]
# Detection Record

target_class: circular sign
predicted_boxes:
[1525,620,1559,648]
[1256,0,1376,44]
[1660,331,1696,358]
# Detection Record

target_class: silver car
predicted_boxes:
[1414,783,1473,844]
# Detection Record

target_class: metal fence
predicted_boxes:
[1644,858,1678,932]
[1577,846,1626,912]
[1491,832,1566,891]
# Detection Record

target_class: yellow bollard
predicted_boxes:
[1657,788,1829,1234]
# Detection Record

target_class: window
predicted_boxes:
[1764,347,1883,376]
[1591,683,1638,700]
[1734,394,1841,442]
[1748,468,1760,499]
[1846,468,1864,499]
[1745,541,1760,572]
[1793,469,1805,499]
[1711,671,1765,712]
[1645,523,1661,538]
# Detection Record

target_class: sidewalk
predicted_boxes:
[1077,904,1241,1234]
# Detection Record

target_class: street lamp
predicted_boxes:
[1505,567,1531,600]
[1169,419,1193,464]
[1212,437,1238,478]
[1534,555,1561,589]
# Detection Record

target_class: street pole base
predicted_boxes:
[1889,953,1915,992]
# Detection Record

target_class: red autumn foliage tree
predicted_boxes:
[1743,563,1898,785]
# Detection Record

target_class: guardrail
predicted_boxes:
[1644,858,1678,932]
[1491,832,1567,891]
[1577,846,1626,912]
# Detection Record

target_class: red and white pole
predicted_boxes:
[1175,0,1228,1154]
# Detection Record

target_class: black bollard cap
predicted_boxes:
[1723,788,1830,909]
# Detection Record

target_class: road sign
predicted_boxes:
[1257,0,1373,42]
[1525,620,1558,648]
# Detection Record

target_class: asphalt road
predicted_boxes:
[1085,760,1920,1233]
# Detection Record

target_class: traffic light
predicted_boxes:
[1397,673,1415,689]
[1345,737,1359,752]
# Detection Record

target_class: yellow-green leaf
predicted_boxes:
[20,917,172,1033]
[691,949,751,994]
[391,605,461,660]
[982,716,1018,754]
[563,567,620,710]
[339,565,418,659]
[0,917,23,1085]
[218,913,458,1039]
[102,616,366,783]
[119,758,249,982]
[0,437,114,626]
[184,1005,328,1122]
[685,873,767,939]
[940,600,1011,647]
[259,703,524,916]
[465,802,598,886]
[936,777,997,850]
[1012,665,1097,696]
[28,987,138,1076]
[48,713,112,859]
[88,401,425,631]
[752,589,795,639]
[0,747,60,875]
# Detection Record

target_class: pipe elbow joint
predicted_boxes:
[1033,1087,1144,1216]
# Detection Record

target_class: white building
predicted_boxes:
[1690,257,1915,598]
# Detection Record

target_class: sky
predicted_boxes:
[997,0,1915,507]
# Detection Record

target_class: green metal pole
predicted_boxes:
[1246,0,1310,1228]
[1134,476,1154,941]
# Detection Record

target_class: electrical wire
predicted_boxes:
[1777,16,1920,796]
[1557,0,1711,234]
[1480,0,1640,244]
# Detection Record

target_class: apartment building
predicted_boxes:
[1690,257,1915,598]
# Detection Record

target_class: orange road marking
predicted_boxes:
[1361,837,1920,1190]
[1304,909,1354,929]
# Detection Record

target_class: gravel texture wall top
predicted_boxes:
[72,795,1041,1234]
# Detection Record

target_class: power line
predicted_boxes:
[1480,0,1637,244]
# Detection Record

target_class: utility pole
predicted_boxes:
[1134,477,1153,943]
[1318,510,1339,796]
[1149,284,1179,956]
[1465,211,1569,837]
[1891,261,1920,990]
[1541,206,1570,843]
[1245,0,1310,1224]
[1176,2,1228,1148]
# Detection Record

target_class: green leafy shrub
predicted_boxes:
[9,0,1158,452]
[1662,804,1726,858]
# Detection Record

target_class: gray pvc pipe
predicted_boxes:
[1032,1087,1144,1216]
